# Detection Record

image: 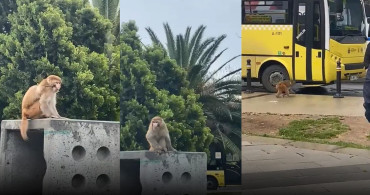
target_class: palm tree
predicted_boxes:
[91,0,120,44]
[146,23,241,159]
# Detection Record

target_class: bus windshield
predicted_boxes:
[329,0,366,37]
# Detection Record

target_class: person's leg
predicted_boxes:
[363,70,370,122]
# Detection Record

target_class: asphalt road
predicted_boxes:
[241,136,370,195]
[242,79,365,97]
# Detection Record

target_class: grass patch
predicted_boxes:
[309,140,370,150]
[279,117,349,141]
[326,141,370,150]
[247,133,370,150]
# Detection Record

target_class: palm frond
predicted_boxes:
[201,48,228,78]
[214,128,241,156]
[188,65,203,88]
[214,68,241,84]
[200,95,232,120]
[219,123,241,138]
[164,23,176,59]
[193,37,214,66]
[204,80,240,98]
[198,35,226,67]
[145,27,165,50]
[205,55,240,83]
[182,27,192,67]
[188,25,206,67]
[176,34,184,67]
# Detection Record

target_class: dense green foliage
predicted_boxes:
[0,0,119,121]
[120,21,213,153]
[0,0,17,34]
[91,0,120,44]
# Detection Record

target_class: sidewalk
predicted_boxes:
[242,92,365,116]
[242,135,370,194]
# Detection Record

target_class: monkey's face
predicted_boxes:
[151,119,162,131]
[46,75,62,93]
[52,81,61,93]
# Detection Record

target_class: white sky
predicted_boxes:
[120,0,241,74]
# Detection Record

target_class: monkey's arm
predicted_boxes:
[50,96,61,118]
[165,135,176,151]
[39,94,53,117]
[147,135,162,150]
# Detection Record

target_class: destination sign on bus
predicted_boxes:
[245,15,272,24]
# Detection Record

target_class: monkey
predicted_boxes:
[20,75,64,140]
[146,116,176,154]
[275,80,295,98]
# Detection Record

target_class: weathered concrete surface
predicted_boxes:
[0,119,120,195]
[120,151,207,195]
[242,92,365,116]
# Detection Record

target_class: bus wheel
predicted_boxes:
[261,65,289,93]
[207,176,218,190]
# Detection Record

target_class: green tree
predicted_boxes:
[92,0,119,22]
[0,0,119,121]
[0,0,17,34]
[120,21,213,154]
[146,23,241,159]
[91,0,120,44]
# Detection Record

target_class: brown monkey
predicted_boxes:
[146,116,176,154]
[20,75,63,140]
[276,80,295,98]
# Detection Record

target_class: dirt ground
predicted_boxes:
[242,112,370,147]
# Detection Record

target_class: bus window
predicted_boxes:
[313,2,322,49]
[297,3,306,44]
[243,0,292,24]
[329,0,365,37]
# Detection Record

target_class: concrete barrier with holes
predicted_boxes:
[120,151,207,195]
[0,119,119,195]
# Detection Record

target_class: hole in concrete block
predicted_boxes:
[72,174,86,188]
[181,172,191,183]
[97,146,110,161]
[96,174,110,188]
[2,131,46,194]
[120,159,142,194]
[72,145,86,161]
[162,172,173,183]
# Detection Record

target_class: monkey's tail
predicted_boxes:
[20,113,29,141]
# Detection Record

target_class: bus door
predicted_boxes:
[294,0,325,82]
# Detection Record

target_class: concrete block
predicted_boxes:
[120,151,207,195]
[0,119,120,195]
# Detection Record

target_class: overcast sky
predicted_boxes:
[120,0,241,73]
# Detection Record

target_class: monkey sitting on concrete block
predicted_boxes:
[20,75,65,140]
[146,116,176,154]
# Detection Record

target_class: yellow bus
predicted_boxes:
[206,149,241,190]
[242,0,368,92]
[207,170,225,190]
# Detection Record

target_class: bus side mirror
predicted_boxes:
[335,0,343,13]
